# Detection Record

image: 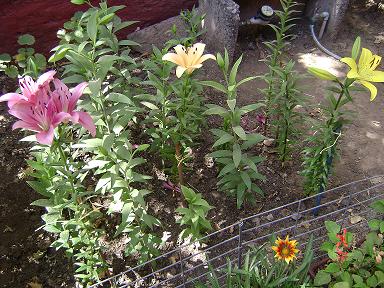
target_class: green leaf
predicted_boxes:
[99,13,115,25]
[87,11,98,42]
[233,126,246,140]
[239,103,264,115]
[34,53,47,69]
[119,40,140,46]
[0,53,11,63]
[71,0,86,4]
[351,36,361,61]
[308,67,338,81]
[18,34,35,45]
[324,263,340,273]
[229,55,242,85]
[367,275,377,287]
[370,200,384,213]
[232,143,241,168]
[106,92,134,105]
[314,270,331,286]
[380,221,384,233]
[48,47,70,63]
[325,221,341,235]
[204,105,228,116]
[227,99,236,112]
[102,134,114,152]
[352,274,364,284]
[5,65,18,78]
[240,171,251,190]
[209,150,232,158]
[212,133,234,148]
[375,271,384,284]
[31,199,53,207]
[333,282,350,288]
[218,163,236,178]
[200,80,227,93]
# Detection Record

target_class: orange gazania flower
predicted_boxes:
[271,235,299,264]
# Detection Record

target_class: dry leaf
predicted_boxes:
[350,215,363,224]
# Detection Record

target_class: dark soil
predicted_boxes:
[0,1,383,287]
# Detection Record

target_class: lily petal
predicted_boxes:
[69,82,88,111]
[162,52,184,66]
[189,43,206,65]
[365,70,384,82]
[36,70,56,87]
[0,93,25,108]
[176,66,188,78]
[52,111,71,127]
[12,120,40,131]
[359,80,378,101]
[174,45,187,65]
[198,53,216,64]
[9,103,37,124]
[359,48,372,70]
[36,126,55,145]
[341,57,358,76]
[75,111,96,136]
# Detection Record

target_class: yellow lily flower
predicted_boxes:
[341,48,384,101]
[162,43,216,78]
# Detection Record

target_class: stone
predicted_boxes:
[266,214,274,221]
[263,138,275,147]
[198,0,240,60]
[252,217,261,226]
[291,213,302,221]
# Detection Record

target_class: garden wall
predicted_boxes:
[0,0,197,55]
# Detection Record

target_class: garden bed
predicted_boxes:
[0,1,383,287]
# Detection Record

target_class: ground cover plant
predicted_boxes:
[313,200,384,287]
[1,0,384,287]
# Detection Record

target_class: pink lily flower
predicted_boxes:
[0,70,56,108]
[51,79,96,137]
[9,94,70,145]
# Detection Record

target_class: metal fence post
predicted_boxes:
[178,248,187,288]
[292,200,302,236]
[237,221,244,267]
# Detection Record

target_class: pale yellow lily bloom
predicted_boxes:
[341,48,384,101]
[162,43,216,78]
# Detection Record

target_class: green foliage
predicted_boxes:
[203,51,265,208]
[142,44,205,181]
[302,37,362,194]
[0,33,46,78]
[301,78,354,194]
[261,0,305,163]
[196,236,314,288]
[23,2,164,284]
[176,186,213,240]
[166,6,206,48]
[269,60,306,162]
[263,0,298,116]
[314,211,384,287]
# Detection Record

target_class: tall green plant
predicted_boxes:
[261,0,306,163]
[263,0,297,120]
[302,36,384,194]
[38,1,163,283]
[202,51,266,208]
[270,61,305,162]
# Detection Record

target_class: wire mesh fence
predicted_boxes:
[91,175,384,288]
